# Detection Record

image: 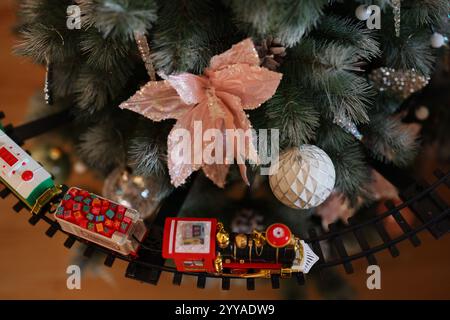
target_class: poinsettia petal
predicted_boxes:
[210,64,282,109]
[202,164,230,188]
[119,80,193,121]
[167,114,202,187]
[209,38,260,71]
[168,74,208,105]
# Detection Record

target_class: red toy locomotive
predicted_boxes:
[162,217,319,278]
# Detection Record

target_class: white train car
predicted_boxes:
[0,129,55,208]
[54,187,148,256]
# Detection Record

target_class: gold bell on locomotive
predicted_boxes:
[216,222,230,248]
[235,233,248,249]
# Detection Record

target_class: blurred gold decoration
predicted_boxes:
[252,230,266,248]
[48,147,62,160]
[73,160,87,174]
[415,105,430,121]
[369,67,430,100]
[216,223,230,248]
[235,234,248,249]
[29,144,71,184]
[214,254,223,273]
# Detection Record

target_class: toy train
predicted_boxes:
[0,127,147,256]
[0,129,58,211]
[162,218,319,277]
[0,127,319,277]
[54,187,147,256]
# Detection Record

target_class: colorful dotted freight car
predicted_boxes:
[54,187,147,256]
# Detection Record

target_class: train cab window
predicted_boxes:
[174,221,212,254]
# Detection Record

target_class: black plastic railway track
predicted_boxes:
[0,112,449,290]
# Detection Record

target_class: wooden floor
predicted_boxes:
[0,1,449,299]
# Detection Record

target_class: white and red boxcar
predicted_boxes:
[54,187,147,256]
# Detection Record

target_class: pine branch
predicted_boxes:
[402,0,449,27]
[79,28,135,72]
[381,26,436,76]
[52,61,81,98]
[316,123,372,204]
[362,114,419,167]
[151,0,233,74]
[77,120,126,175]
[283,39,375,123]
[264,86,320,148]
[18,0,73,24]
[228,0,328,47]
[15,22,80,64]
[127,120,171,177]
[73,64,132,112]
[311,15,381,61]
[78,0,158,40]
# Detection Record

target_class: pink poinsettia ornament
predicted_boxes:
[120,39,282,188]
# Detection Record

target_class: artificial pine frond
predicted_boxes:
[319,71,373,123]
[402,0,449,27]
[363,114,419,167]
[316,123,372,204]
[312,15,381,60]
[52,61,81,98]
[18,0,73,24]
[353,0,393,10]
[78,121,126,175]
[79,28,135,72]
[381,26,436,76]
[128,136,167,177]
[151,0,232,74]
[371,91,403,114]
[15,21,80,64]
[78,0,158,40]
[127,121,171,177]
[283,40,374,123]
[74,64,132,112]
[264,87,320,147]
[229,0,328,47]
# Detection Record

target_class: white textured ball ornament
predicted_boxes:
[430,32,445,48]
[269,145,336,209]
[355,5,371,21]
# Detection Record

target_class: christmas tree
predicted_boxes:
[15,0,449,228]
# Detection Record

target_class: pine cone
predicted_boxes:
[256,37,286,71]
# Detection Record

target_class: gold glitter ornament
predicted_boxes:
[134,31,156,81]
[369,67,430,100]
[391,0,401,37]
[44,56,53,105]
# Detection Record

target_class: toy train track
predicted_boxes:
[0,112,449,290]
